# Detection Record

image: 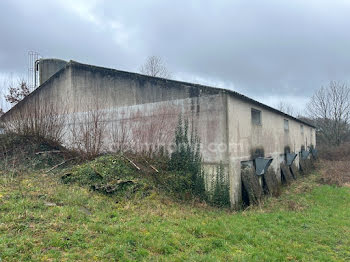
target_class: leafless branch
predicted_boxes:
[276,101,295,116]
[5,79,30,105]
[69,99,107,159]
[306,81,350,146]
[140,56,171,78]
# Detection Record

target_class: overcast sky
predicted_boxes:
[1,0,350,113]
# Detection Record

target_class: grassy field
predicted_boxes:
[0,168,349,261]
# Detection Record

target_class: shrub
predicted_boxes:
[319,160,350,186]
[0,133,75,171]
[168,116,207,201]
[69,105,107,160]
[210,163,230,208]
[167,116,232,207]
[318,142,350,161]
[3,102,66,144]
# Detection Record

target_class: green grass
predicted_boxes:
[0,170,349,261]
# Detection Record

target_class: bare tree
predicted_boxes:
[130,104,179,154]
[140,56,171,78]
[110,110,132,153]
[307,81,350,146]
[3,101,67,143]
[0,108,4,117]
[276,101,295,116]
[70,101,107,159]
[108,104,179,155]
[5,80,30,105]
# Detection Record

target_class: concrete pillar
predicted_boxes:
[229,160,242,209]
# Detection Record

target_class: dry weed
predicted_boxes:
[318,160,350,186]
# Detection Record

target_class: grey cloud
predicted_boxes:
[1,0,350,111]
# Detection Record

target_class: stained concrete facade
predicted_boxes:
[0,59,316,208]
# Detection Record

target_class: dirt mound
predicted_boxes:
[61,154,156,200]
[0,134,75,171]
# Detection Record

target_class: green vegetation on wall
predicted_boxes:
[168,116,207,201]
[168,116,231,207]
[210,163,231,208]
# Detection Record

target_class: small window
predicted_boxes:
[284,119,289,132]
[300,125,304,135]
[251,108,261,125]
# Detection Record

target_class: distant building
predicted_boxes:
[0,59,316,208]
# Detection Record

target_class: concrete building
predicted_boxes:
[0,59,316,208]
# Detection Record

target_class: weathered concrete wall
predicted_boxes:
[1,65,72,121]
[69,62,221,113]
[226,95,316,206]
[63,94,228,165]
